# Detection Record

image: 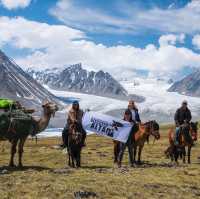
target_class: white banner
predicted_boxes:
[82,111,133,143]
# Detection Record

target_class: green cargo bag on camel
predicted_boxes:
[0,98,15,110]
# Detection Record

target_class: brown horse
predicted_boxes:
[67,123,84,168]
[167,122,198,164]
[133,121,160,164]
[113,120,160,164]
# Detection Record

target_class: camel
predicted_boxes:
[0,101,58,167]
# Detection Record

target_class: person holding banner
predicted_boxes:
[117,109,137,167]
[128,100,141,123]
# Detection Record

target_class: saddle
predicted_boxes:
[177,125,193,144]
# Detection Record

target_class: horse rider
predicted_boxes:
[128,100,141,141]
[61,101,86,148]
[117,109,137,167]
[174,100,192,145]
[128,100,141,123]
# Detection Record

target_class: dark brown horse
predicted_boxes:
[67,123,84,168]
[114,120,160,164]
[167,122,198,164]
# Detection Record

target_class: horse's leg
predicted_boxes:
[137,145,143,164]
[71,151,75,168]
[133,146,137,163]
[9,139,18,167]
[67,148,72,167]
[169,146,174,162]
[68,153,71,167]
[77,150,81,168]
[18,137,27,167]
[74,151,78,168]
[188,146,191,164]
[182,147,186,164]
[174,146,179,164]
[113,142,118,163]
[68,154,71,166]
[75,150,81,168]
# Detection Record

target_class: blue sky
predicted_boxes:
[0,0,200,79]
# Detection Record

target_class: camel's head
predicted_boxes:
[42,100,59,117]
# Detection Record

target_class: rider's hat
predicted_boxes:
[72,100,79,105]
[182,100,188,105]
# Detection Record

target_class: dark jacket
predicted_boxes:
[174,107,192,126]
[129,108,141,123]
[67,108,84,126]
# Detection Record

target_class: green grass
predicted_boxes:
[0,127,200,199]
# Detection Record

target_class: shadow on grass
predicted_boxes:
[0,165,51,173]
[134,161,187,168]
[81,165,112,170]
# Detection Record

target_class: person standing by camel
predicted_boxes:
[62,101,86,147]
[174,100,192,145]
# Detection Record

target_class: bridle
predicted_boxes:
[69,123,83,142]
[144,121,160,139]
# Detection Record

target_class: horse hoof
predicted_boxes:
[9,164,16,168]
[18,164,23,168]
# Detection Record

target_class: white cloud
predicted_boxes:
[1,16,200,79]
[50,0,133,34]
[192,34,200,49]
[0,0,32,10]
[159,34,185,46]
[0,16,85,49]
[50,0,200,35]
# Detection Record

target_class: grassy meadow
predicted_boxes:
[0,125,200,199]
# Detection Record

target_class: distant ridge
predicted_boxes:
[168,69,200,97]
[27,63,145,102]
[0,50,60,108]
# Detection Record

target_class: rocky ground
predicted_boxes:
[0,125,200,199]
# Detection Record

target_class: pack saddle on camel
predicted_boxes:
[0,99,58,167]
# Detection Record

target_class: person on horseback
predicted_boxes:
[128,100,141,142]
[62,101,86,148]
[128,100,141,123]
[117,109,137,167]
[174,100,192,145]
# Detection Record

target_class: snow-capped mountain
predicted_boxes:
[168,70,200,97]
[43,77,200,125]
[27,63,144,102]
[0,50,59,108]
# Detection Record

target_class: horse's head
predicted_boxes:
[190,121,198,141]
[42,100,59,117]
[69,123,83,145]
[145,120,160,140]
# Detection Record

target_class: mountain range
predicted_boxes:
[168,69,200,97]
[0,50,59,109]
[27,63,144,102]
